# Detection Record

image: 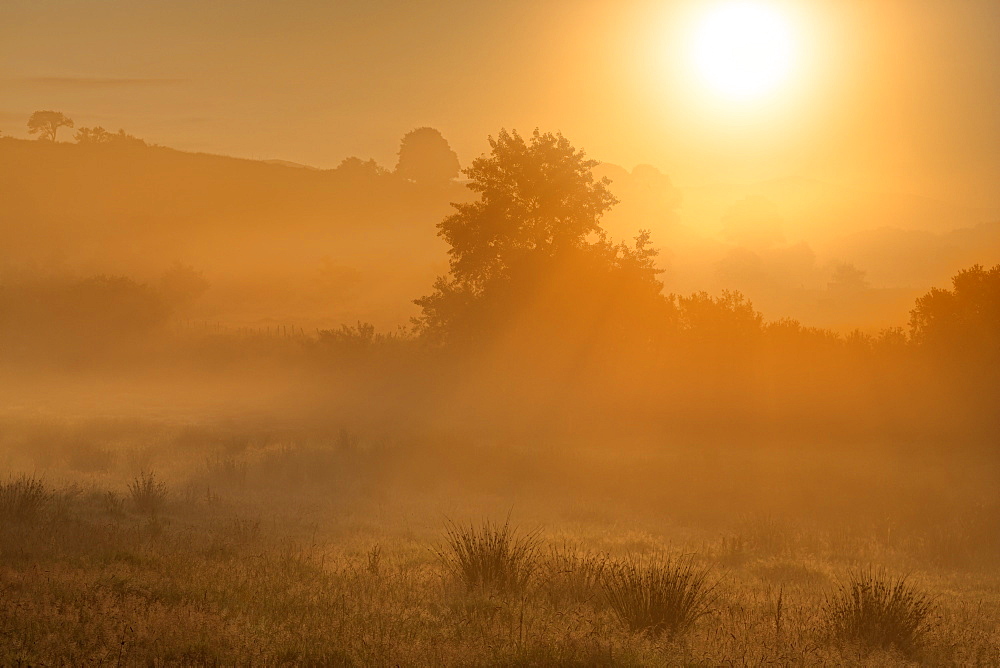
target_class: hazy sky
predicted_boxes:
[3,0,999,206]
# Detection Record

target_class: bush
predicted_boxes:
[824,568,935,655]
[603,555,715,637]
[0,475,48,522]
[128,471,167,516]
[436,517,540,594]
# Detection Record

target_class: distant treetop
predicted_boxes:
[395,127,460,185]
[74,126,146,147]
[334,156,388,180]
[27,110,74,142]
[910,263,1000,351]
[829,262,869,293]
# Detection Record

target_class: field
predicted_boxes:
[2,415,997,666]
[5,0,1000,665]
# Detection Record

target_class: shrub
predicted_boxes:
[603,555,715,637]
[437,517,540,594]
[128,471,167,516]
[0,475,49,521]
[824,568,935,655]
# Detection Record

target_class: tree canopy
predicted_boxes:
[414,129,666,348]
[910,263,1000,352]
[395,127,460,185]
[27,110,74,141]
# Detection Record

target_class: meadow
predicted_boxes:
[2,415,997,666]
[5,0,1000,664]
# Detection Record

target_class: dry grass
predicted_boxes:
[824,568,936,655]
[437,516,541,594]
[0,474,48,521]
[128,470,167,516]
[0,417,997,665]
[603,555,716,637]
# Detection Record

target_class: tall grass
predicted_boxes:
[603,555,716,637]
[824,568,936,655]
[128,471,167,516]
[0,475,48,522]
[542,543,610,605]
[436,517,540,594]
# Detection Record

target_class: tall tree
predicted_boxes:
[27,110,74,141]
[414,129,666,346]
[438,129,617,289]
[395,127,460,185]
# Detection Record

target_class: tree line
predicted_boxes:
[14,111,464,186]
[412,128,998,365]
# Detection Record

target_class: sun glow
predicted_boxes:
[688,1,797,102]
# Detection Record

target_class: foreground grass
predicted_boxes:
[603,556,715,637]
[824,568,937,656]
[437,516,541,594]
[1,489,997,665]
[0,420,998,665]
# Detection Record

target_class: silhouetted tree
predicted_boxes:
[829,262,869,293]
[27,111,74,141]
[435,129,617,288]
[335,156,387,180]
[414,129,667,346]
[395,127,460,185]
[909,264,1000,429]
[910,264,1000,350]
[672,290,762,346]
[74,126,113,144]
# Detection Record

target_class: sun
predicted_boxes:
[688,1,797,102]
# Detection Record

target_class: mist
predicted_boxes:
[1,2,999,665]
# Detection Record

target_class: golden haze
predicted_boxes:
[0,1,999,665]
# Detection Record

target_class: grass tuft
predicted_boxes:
[128,471,168,516]
[0,475,49,522]
[603,555,715,637]
[367,543,382,577]
[824,567,936,655]
[437,517,540,594]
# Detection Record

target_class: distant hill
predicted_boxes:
[0,137,461,274]
[0,137,466,327]
[262,159,321,170]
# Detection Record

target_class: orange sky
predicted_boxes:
[3,0,999,210]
